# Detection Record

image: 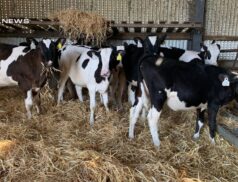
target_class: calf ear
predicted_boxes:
[55,38,66,49]
[201,45,208,52]
[87,51,94,58]
[123,42,128,48]
[158,34,167,44]
[212,40,216,44]
[217,44,221,50]
[87,50,100,59]
[204,50,211,59]
[26,37,38,46]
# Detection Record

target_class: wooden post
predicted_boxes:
[188,0,205,51]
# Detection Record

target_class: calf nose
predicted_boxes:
[101,70,110,77]
[47,60,53,66]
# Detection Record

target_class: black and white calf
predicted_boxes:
[0,39,59,118]
[159,40,221,65]
[132,55,238,148]
[57,45,117,125]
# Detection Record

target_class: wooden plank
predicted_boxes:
[108,32,191,40]
[0,31,191,40]
[111,22,202,29]
[166,21,178,33]
[156,21,166,33]
[146,21,154,33]
[205,35,238,41]
[134,21,142,33]
[121,21,129,32]
[221,49,238,53]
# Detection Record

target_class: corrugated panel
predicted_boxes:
[205,0,238,36]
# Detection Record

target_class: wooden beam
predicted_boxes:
[111,22,202,29]
[108,32,191,40]
[221,49,238,53]
[205,35,238,41]
[134,21,142,33]
[146,21,154,33]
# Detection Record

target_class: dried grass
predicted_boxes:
[0,87,238,181]
[49,9,108,45]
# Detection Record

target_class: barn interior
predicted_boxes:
[0,0,238,181]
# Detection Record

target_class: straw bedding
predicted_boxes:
[0,86,238,182]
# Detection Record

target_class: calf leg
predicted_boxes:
[207,104,219,144]
[57,71,69,104]
[75,85,83,102]
[24,89,33,119]
[129,97,143,139]
[128,84,136,105]
[147,106,162,147]
[193,109,205,140]
[148,91,166,148]
[88,88,96,126]
[117,70,126,109]
[33,90,41,114]
[101,92,109,112]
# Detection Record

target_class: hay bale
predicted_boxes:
[49,9,108,45]
[0,140,16,158]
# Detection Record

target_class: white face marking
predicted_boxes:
[137,41,143,48]
[131,80,137,86]
[155,58,163,66]
[165,89,207,111]
[30,42,36,49]
[116,46,125,51]
[148,36,157,46]
[179,50,201,63]
[100,48,112,77]
[160,52,164,57]
[42,39,52,48]
[147,106,161,147]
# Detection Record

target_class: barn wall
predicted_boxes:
[0,0,192,23]
[0,0,238,60]
[205,0,238,36]
[1,0,237,36]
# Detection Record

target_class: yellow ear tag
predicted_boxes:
[117,53,122,62]
[57,43,62,49]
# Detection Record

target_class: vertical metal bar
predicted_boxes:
[189,0,205,51]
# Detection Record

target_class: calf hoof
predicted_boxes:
[209,136,216,145]
[128,132,135,140]
[192,133,200,141]
[27,113,32,120]
[153,142,160,150]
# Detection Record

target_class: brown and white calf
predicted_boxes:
[0,39,60,118]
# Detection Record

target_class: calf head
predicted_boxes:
[144,34,167,55]
[87,48,113,81]
[133,37,144,48]
[109,45,126,70]
[37,39,56,67]
[201,40,221,65]
[19,37,38,49]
